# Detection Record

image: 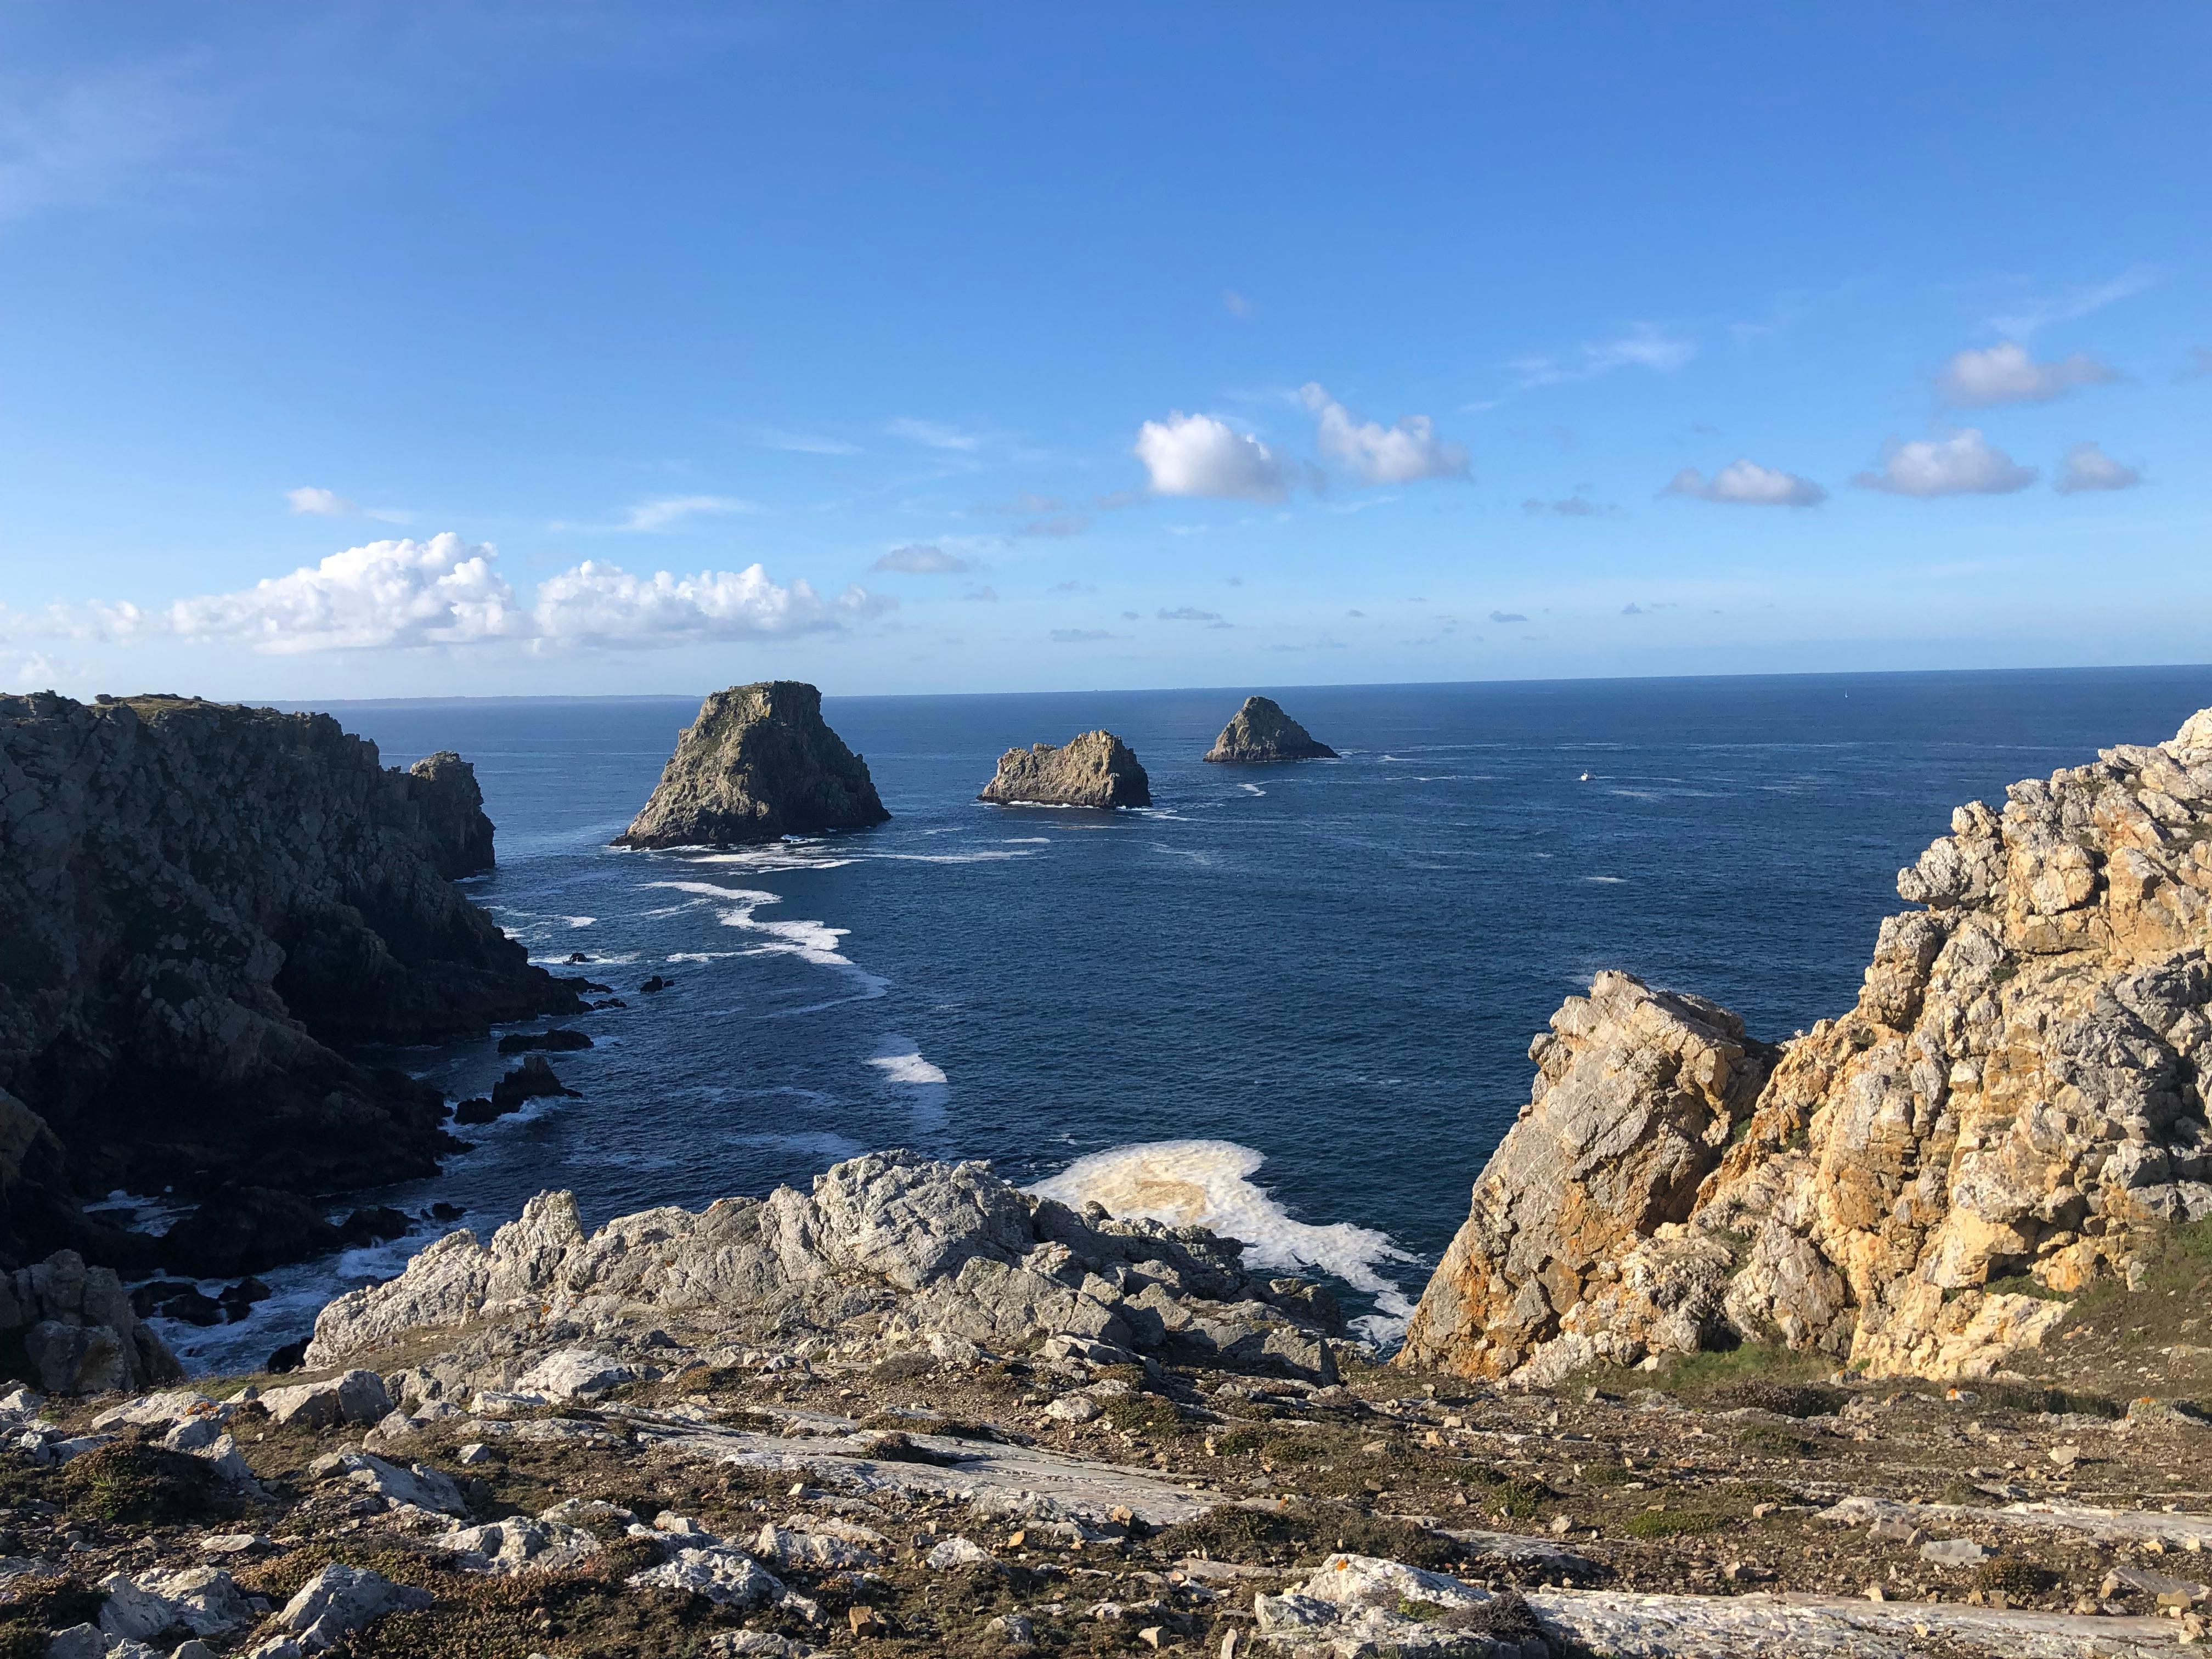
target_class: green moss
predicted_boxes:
[1622,1507,1725,1539]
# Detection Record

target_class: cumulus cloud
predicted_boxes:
[1488,610,1528,624]
[1661,459,1827,507]
[1297,384,1468,485]
[1050,628,1110,642]
[1935,341,2118,408]
[54,534,881,656]
[287,486,356,517]
[2054,441,2142,494]
[531,561,882,647]
[871,544,970,574]
[1132,411,1288,501]
[76,533,526,654]
[1852,430,2037,498]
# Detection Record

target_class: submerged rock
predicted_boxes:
[616,681,889,848]
[978,731,1150,809]
[1204,696,1336,763]
[1402,701,2212,1385]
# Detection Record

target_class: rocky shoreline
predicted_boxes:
[10,695,2212,1655]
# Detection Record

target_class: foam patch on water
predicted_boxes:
[1238,782,1266,797]
[1029,1138,1420,1344]
[868,1051,949,1086]
[647,881,888,1012]
[867,1036,949,1129]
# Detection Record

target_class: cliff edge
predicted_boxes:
[0,692,582,1277]
[1205,695,1337,762]
[615,681,889,849]
[1402,702,2212,1384]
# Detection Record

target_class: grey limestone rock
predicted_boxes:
[277,1562,432,1650]
[978,730,1150,808]
[1204,696,1336,763]
[302,1149,1339,1391]
[616,682,888,848]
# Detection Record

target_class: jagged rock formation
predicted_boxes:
[1403,703,2212,1384]
[1204,696,1337,763]
[0,692,581,1277]
[978,730,1150,809]
[0,1249,178,1392]
[614,682,889,848]
[304,1149,1341,1389]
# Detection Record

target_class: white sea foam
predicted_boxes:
[1237,782,1266,797]
[1029,1139,1420,1343]
[1584,874,1627,884]
[868,1050,949,1087]
[647,881,888,1011]
[1003,837,1050,843]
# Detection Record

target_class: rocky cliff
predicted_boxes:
[1401,704,2212,1385]
[978,730,1151,809]
[0,692,582,1277]
[614,682,889,849]
[1205,696,1338,763]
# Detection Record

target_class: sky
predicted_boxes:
[1,3,2208,701]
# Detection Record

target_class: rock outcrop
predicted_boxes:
[303,1149,1341,1390]
[615,682,889,848]
[0,1249,179,1392]
[978,731,1150,809]
[1204,696,1337,763]
[0,692,582,1277]
[1403,702,2212,1384]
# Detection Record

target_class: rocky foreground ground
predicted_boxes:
[7,1149,2212,1657]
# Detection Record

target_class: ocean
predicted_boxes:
[143,665,2212,1371]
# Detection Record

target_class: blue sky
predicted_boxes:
[2,4,2207,699]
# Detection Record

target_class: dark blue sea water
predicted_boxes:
[149,665,2212,1369]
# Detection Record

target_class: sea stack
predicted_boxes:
[616,681,889,849]
[1204,695,1337,763]
[978,730,1150,809]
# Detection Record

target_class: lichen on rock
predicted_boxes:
[1204,696,1336,763]
[615,681,889,848]
[1402,701,2212,1385]
[978,730,1150,808]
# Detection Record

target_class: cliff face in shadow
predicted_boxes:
[0,693,582,1274]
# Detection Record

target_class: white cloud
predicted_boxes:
[1297,384,1468,485]
[1853,430,2037,498]
[871,544,970,574]
[287,486,356,517]
[617,495,760,532]
[1132,411,1288,501]
[48,533,882,656]
[1985,265,2161,338]
[1223,289,1251,318]
[84,533,527,654]
[1935,341,2118,408]
[1511,324,1696,388]
[1661,459,1826,507]
[747,428,862,455]
[532,560,880,647]
[2054,440,2142,495]
[887,417,986,452]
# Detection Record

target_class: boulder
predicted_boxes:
[261,1369,392,1429]
[3,1250,179,1395]
[432,1517,601,1573]
[277,1562,432,1650]
[978,731,1150,809]
[309,1447,468,1515]
[1204,696,1337,763]
[615,682,889,848]
[627,1546,785,1608]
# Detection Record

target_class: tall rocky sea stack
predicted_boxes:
[1402,703,2212,1385]
[978,730,1150,809]
[616,681,889,849]
[1205,695,1337,762]
[0,692,582,1290]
